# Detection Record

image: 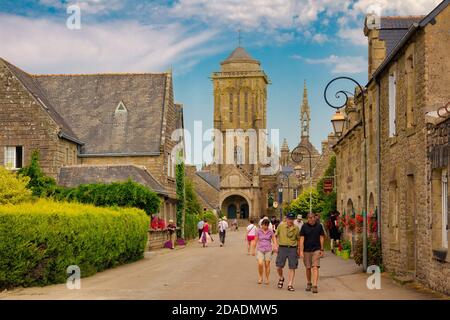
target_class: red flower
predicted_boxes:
[151,216,159,230]
[158,218,166,230]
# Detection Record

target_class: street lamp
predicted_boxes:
[324,76,368,272]
[331,109,346,137]
[291,145,313,215]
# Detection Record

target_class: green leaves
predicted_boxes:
[0,166,32,205]
[56,179,161,216]
[0,199,149,289]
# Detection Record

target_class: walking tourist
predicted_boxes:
[274,212,301,292]
[294,214,304,231]
[167,219,177,249]
[259,215,273,230]
[299,212,325,293]
[218,217,229,247]
[246,219,257,255]
[255,219,278,284]
[197,219,205,239]
[198,218,212,247]
[232,218,238,231]
[328,211,341,253]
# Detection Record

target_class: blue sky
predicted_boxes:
[0,0,441,164]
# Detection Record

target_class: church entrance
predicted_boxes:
[221,195,250,220]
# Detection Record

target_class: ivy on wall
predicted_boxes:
[175,154,185,238]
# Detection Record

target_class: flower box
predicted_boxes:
[341,249,350,260]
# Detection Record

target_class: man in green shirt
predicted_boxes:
[274,212,300,292]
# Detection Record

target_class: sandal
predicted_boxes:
[312,286,318,293]
[306,283,312,291]
[258,279,263,284]
[287,285,295,292]
[277,277,284,289]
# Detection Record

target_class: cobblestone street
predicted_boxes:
[0,230,444,300]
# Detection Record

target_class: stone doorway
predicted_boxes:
[221,195,250,220]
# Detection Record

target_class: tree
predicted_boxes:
[316,155,337,221]
[17,150,58,197]
[290,187,322,216]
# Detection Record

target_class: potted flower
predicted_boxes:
[341,240,351,260]
[336,242,343,256]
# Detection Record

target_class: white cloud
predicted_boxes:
[312,33,328,44]
[0,14,218,74]
[337,27,366,46]
[294,54,367,74]
[39,0,125,14]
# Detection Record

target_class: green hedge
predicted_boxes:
[55,180,161,216]
[0,199,149,289]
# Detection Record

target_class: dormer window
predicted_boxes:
[115,101,127,114]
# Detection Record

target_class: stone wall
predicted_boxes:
[147,230,170,251]
[0,60,78,179]
[379,6,450,294]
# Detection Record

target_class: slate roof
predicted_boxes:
[58,164,168,195]
[0,58,82,145]
[221,47,259,64]
[379,16,424,55]
[34,73,169,155]
[196,171,221,191]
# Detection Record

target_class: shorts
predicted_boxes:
[256,250,272,262]
[275,246,298,269]
[303,250,321,268]
[247,235,256,242]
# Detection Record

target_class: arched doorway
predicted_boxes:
[368,193,375,215]
[221,194,250,220]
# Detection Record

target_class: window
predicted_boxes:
[115,101,127,114]
[4,146,23,169]
[167,153,175,178]
[244,91,249,122]
[406,54,415,128]
[293,189,299,199]
[229,92,233,122]
[66,148,69,164]
[432,169,449,250]
[388,70,397,137]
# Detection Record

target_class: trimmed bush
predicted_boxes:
[56,179,161,216]
[0,199,149,289]
[201,210,218,234]
[0,166,32,204]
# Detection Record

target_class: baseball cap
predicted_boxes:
[286,212,296,219]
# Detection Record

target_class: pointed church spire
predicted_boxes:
[300,79,311,140]
[281,138,289,152]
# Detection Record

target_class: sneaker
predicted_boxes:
[306,283,312,291]
[312,286,318,293]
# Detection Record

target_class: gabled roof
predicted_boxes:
[58,164,168,195]
[34,72,170,155]
[0,58,82,145]
[221,47,259,65]
[196,171,220,191]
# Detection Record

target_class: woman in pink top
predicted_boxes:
[255,219,278,284]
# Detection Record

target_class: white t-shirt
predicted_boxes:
[246,224,257,236]
[218,220,228,232]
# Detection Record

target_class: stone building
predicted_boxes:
[280,81,336,205]
[207,46,278,219]
[0,58,184,223]
[333,0,449,294]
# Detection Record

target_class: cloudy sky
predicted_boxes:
[0,0,441,164]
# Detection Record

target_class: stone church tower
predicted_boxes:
[210,46,274,220]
